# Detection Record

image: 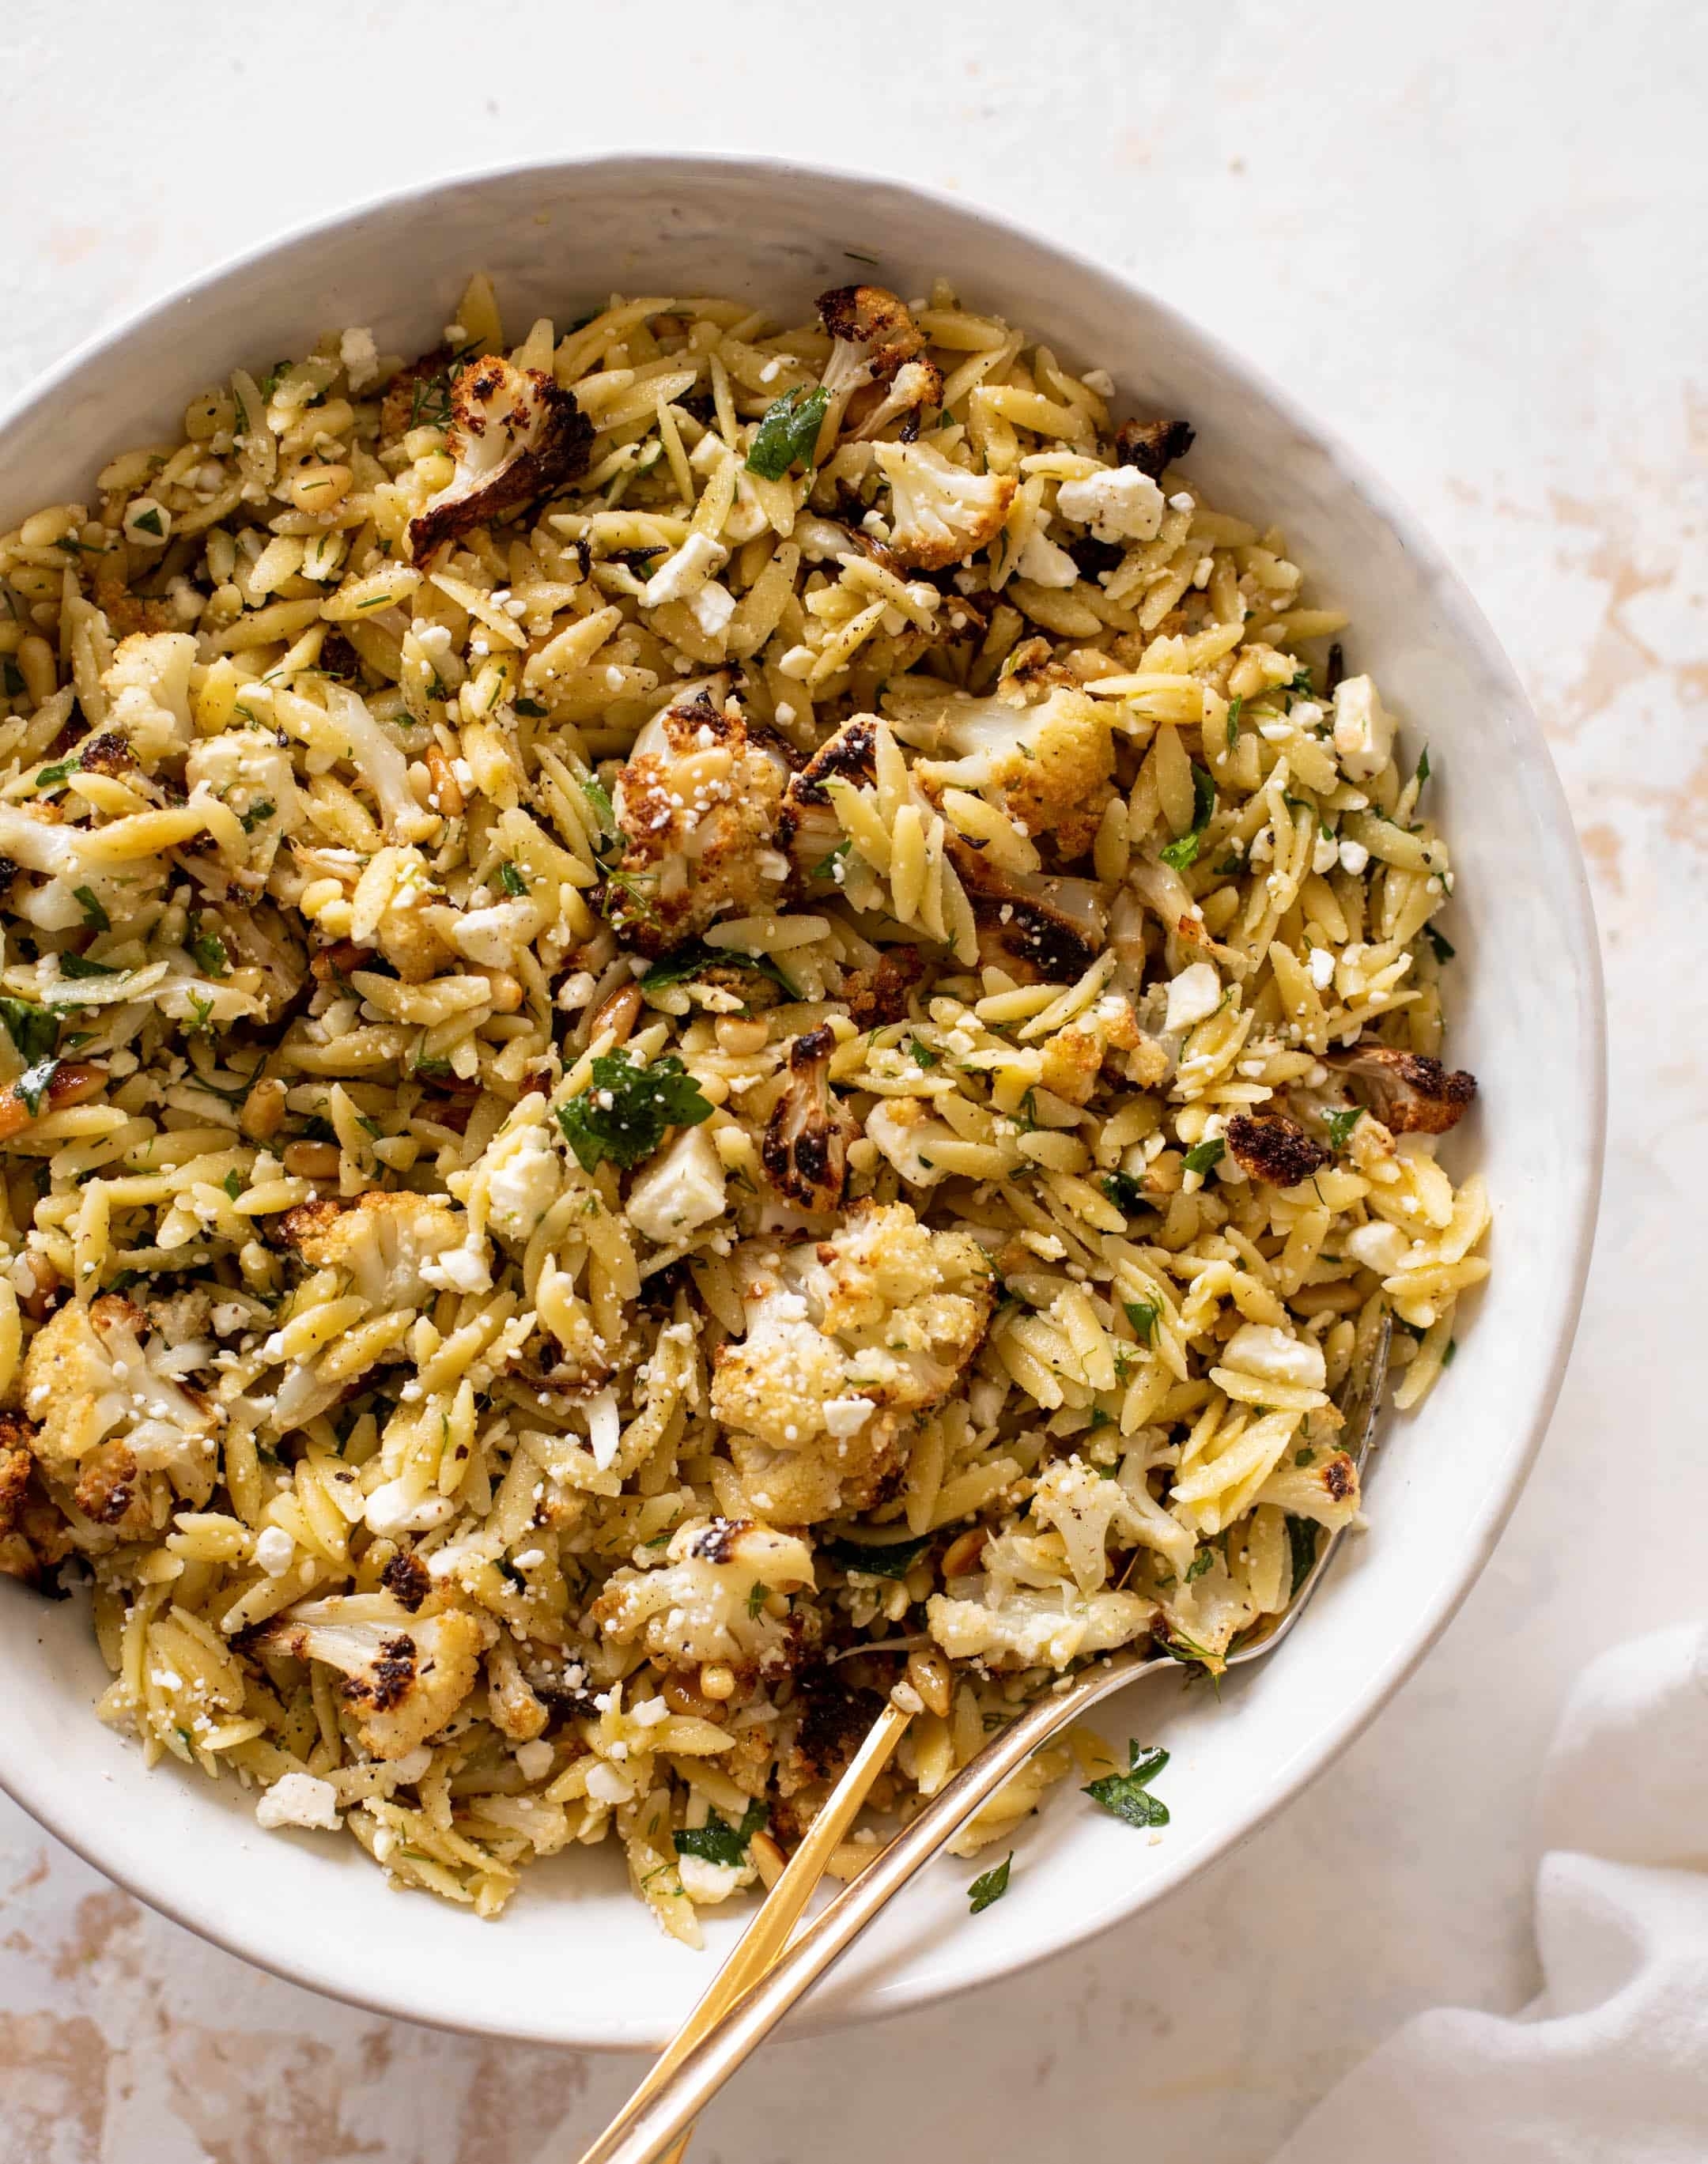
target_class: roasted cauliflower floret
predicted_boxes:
[0,1415,74,1590]
[607,688,792,953]
[100,631,197,769]
[711,1202,994,1524]
[761,1028,856,1214]
[21,1294,217,1499]
[251,1593,489,1760]
[863,1095,958,1188]
[927,1583,1155,1670]
[1324,1044,1477,1135]
[407,354,592,561]
[625,1124,727,1246]
[915,685,1114,859]
[816,284,926,399]
[185,725,305,866]
[1114,415,1196,482]
[1225,1111,1331,1187]
[772,716,876,873]
[590,1517,815,1674]
[948,840,1107,984]
[1036,993,1143,1107]
[873,440,1016,573]
[473,1116,564,1247]
[848,356,944,443]
[276,1189,489,1305]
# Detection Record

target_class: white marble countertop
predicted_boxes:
[2,2,1701,2156]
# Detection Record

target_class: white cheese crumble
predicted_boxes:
[822,1396,875,1437]
[1164,961,1221,1034]
[1338,837,1371,875]
[1222,1322,1327,1392]
[514,1739,555,1781]
[253,1525,294,1577]
[1015,527,1081,588]
[1332,675,1396,781]
[1308,947,1336,991]
[339,327,380,392]
[255,1772,341,1833]
[643,531,726,609]
[625,1125,727,1245]
[1054,463,1164,544]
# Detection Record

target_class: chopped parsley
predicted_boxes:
[554,1052,713,1173]
[1415,744,1431,786]
[673,1800,768,1869]
[1102,1170,1146,1216]
[1286,1515,1320,1598]
[1123,1298,1160,1344]
[57,951,118,981]
[222,1169,244,1201]
[967,1853,1013,1913]
[239,799,276,834]
[32,755,81,795]
[637,942,793,997]
[820,1531,932,1581]
[1423,923,1455,965]
[909,1036,939,1068]
[1082,1742,1170,1829]
[130,505,164,538]
[1184,1549,1215,1584]
[1322,1105,1363,1154]
[1158,762,1216,872]
[515,698,548,718]
[190,932,230,979]
[497,861,529,898]
[1224,695,1243,750]
[1181,1135,1225,1176]
[811,837,852,881]
[745,386,830,482]
[0,999,58,1063]
[746,1581,772,1619]
[13,1057,59,1116]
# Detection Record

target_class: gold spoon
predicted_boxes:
[580,1316,1389,2164]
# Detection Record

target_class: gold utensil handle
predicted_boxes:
[576,1646,1167,2164]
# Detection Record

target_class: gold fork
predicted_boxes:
[578,1316,1390,2164]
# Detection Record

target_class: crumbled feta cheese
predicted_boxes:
[1015,527,1081,588]
[642,531,727,610]
[676,1855,746,1903]
[1343,1221,1411,1276]
[1080,367,1116,398]
[1222,1323,1327,1392]
[1338,837,1370,876]
[1312,829,1340,875]
[1309,947,1336,991]
[625,1124,727,1245]
[514,1739,555,1781]
[339,327,380,392]
[254,1525,294,1577]
[1332,675,1396,781]
[688,578,736,638]
[122,497,171,547]
[822,1396,875,1437]
[629,1695,669,1728]
[585,1760,633,1806]
[364,1479,457,1536]
[255,1772,341,1833]
[1054,464,1164,544]
[482,1123,561,1243]
[777,644,816,680]
[1169,491,1195,512]
[1164,961,1222,1034]
[585,1387,622,1472]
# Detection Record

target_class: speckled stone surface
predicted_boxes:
[0,3,1701,2157]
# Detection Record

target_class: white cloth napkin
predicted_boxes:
[1272,1624,1708,2162]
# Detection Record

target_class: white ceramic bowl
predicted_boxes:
[0,154,1604,2049]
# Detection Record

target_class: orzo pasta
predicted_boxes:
[0,270,1486,1934]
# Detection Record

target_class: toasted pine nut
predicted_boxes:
[481,971,524,1014]
[698,1660,736,1701]
[906,1647,953,1720]
[0,1062,104,1139]
[286,463,351,513]
[282,1140,340,1178]
[660,1674,716,1720]
[588,981,642,1045]
[714,1015,769,1054]
[240,1077,287,1142]
[939,1527,988,1580]
[423,742,464,816]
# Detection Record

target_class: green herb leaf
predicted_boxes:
[1224,695,1243,749]
[1181,1136,1225,1176]
[515,698,548,717]
[1415,745,1431,785]
[497,861,529,898]
[637,942,793,997]
[746,386,830,482]
[223,1169,244,1201]
[554,1052,713,1173]
[746,1581,772,1619]
[1123,1298,1160,1343]
[0,999,58,1063]
[579,773,617,838]
[968,1853,1013,1913]
[239,799,276,834]
[909,1036,939,1069]
[131,506,164,538]
[1286,1514,1320,1598]
[1423,923,1455,964]
[821,1531,932,1581]
[1184,1549,1214,1583]
[57,951,118,980]
[1102,1171,1145,1216]
[32,755,81,795]
[1158,763,1216,871]
[190,933,230,979]
[1083,1741,1170,1829]
[13,1058,59,1116]
[1322,1105,1363,1154]
[810,837,852,881]
[674,1800,768,1869]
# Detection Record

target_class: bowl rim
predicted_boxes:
[0,147,1606,2049]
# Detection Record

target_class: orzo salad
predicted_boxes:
[0,270,1486,1936]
